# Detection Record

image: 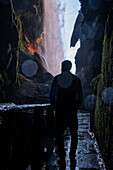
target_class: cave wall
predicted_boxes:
[94,9,113,169]
[71,0,107,102]
[12,0,44,55]
[13,0,64,76]
[0,0,19,102]
[12,0,54,104]
[71,0,113,168]
[0,0,54,104]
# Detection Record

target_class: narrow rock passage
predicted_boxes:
[42,111,105,170]
[76,112,103,169]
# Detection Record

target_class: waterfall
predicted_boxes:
[44,0,65,76]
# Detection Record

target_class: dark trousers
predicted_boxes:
[56,110,78,162]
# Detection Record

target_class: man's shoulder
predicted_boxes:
[72,74,81,81]
[54,74,61,79]
[53,74,61,82]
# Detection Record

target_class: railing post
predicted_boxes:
[1,108,16,170]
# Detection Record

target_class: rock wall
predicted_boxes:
[71,0,113,168]
[94,9,113,169]
[0,0,54,103]
[13,0,64,76]
[12,0,44,55]
[13,51,53,104]
[0,0,19,102]
[71,0,106,103]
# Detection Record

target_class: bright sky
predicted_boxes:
[60,0,80,73]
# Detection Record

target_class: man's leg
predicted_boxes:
[56,117,66,169]
[69,115,78,169]
[70,128,78,159]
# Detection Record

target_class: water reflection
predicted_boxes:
[102,87,113,105]
[22,59,38,77]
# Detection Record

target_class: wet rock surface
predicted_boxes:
[12,51,53,104]
[37,112,104,170]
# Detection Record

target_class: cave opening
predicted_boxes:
[44,0,81,75]
[63,0,80,74]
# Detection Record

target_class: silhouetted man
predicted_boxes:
[50,60,83,169]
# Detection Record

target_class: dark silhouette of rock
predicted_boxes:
[12,50,53,104]
[33,52,47,72]
[12,0,44,55]
[70,4,105,104]
[9,0,51,104]
[0,1,19,102]
[71,1,113,169]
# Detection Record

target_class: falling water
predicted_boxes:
[44,0,65,76]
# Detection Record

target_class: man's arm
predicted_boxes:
[49,77,58,110]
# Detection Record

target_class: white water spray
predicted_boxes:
[44,0,65,76]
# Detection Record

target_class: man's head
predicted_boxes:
[61,60,72,72]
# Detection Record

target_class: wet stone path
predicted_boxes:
[40,112,105,170]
